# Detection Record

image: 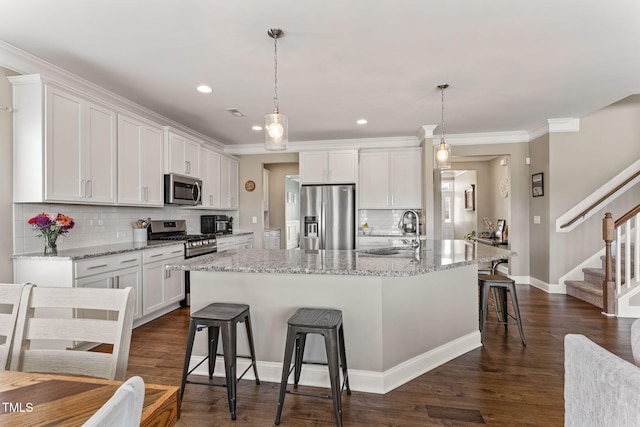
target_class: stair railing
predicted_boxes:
[602,204,640,315]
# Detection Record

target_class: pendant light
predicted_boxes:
[434,84,451,170]
[264,28,288,151]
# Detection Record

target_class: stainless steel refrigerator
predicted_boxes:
[300,184,355,250]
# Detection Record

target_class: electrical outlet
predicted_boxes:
[252,216,257,224]
[533,216,541,224]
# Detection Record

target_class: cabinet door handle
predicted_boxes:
[80,179,86,198]
[87,264,108,270]
[114,276,120,289]
[165,269,171,279]
[210,195,213,205]
[86,180,92,198]
[143,186,148,202]
[109,277,114,289]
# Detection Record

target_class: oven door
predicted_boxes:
[164,174,202,205]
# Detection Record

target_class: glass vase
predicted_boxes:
[44,235,58,255]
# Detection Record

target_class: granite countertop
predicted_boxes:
[167,239,514,277]
[11,240,184,261]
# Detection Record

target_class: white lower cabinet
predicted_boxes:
[142,246,185,315]
[74,252,143,321]
[14,244,185,329]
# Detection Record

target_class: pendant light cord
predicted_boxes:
[440,85,446,144]
[273,34,279,113]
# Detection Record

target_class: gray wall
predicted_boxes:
[264,163,299,248]
[529,134,550,283]
[452,170,476,240]
[238,153,299,249]
[547,95,640,283]
[450,143,530,277]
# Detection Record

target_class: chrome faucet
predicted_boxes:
[398,210,421,256]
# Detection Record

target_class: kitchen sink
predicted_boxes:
[357,247,417,258]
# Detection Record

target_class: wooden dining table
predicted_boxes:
[0,370,180,426]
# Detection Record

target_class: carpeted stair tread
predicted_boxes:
[566,280,602,308]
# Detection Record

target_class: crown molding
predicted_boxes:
[547,118,580,133]
[226,136,420,155]
[434,130,530,146]
[0,40,226,151]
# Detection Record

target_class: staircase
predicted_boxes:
[565,245,635,311]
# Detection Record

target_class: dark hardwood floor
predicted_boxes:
[123,285,636,426]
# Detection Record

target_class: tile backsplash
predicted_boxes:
[13,203,236,254]
[358,209,423,235]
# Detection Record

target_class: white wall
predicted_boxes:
[0,67,17,280]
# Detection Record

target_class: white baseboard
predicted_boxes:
[185,331,481,394]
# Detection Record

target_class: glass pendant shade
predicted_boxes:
[264,110,288,151]
[434,141,451,170]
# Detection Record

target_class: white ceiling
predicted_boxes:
[1,0,639,149]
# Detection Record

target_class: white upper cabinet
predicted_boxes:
[164,129,201,178]
[10,75,117,204]
[220,156,239,209]
[359,148,422,209]
[359,151,390,208]
[299,150,358,184]
[200,147,221,208]
[117,114,164,206]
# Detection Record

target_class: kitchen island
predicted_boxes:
[167,240,513,394]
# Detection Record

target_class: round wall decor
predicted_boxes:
[244,180,256,192]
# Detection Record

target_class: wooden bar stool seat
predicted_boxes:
[478,274,526,345]
[275,307,351,427]
[180,303,260,420]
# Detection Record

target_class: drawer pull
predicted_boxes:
[120,259,138,264]
[87,264,108,270]
[150,253,164,258]
[171,250,183,255]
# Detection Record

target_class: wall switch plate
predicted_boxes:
[252,216,257,224]
[525,157,531,165]
[533,215,541,224]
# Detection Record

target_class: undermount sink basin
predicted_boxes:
[357,247,417,258]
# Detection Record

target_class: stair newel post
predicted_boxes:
[602,212,616,315]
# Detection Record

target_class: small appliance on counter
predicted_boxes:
[201,215,233,235]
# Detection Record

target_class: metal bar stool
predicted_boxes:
[275,307,351,427]
[180,303,260,420]
[479,274,526,345]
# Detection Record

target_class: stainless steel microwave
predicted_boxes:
[164,174,202,205]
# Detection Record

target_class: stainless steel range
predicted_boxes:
[147,219,217,259]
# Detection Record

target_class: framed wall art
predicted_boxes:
[532,173,544,197]
[464,184,475,211]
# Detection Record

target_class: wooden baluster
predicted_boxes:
[602,212,616,315]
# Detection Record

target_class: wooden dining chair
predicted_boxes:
[82,375,145,427]
[10,286,135,380]
[0,283,32,370]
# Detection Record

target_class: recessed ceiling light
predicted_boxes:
[252,125,263,131]
[197,85,213,94]
[356,119,368,125]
